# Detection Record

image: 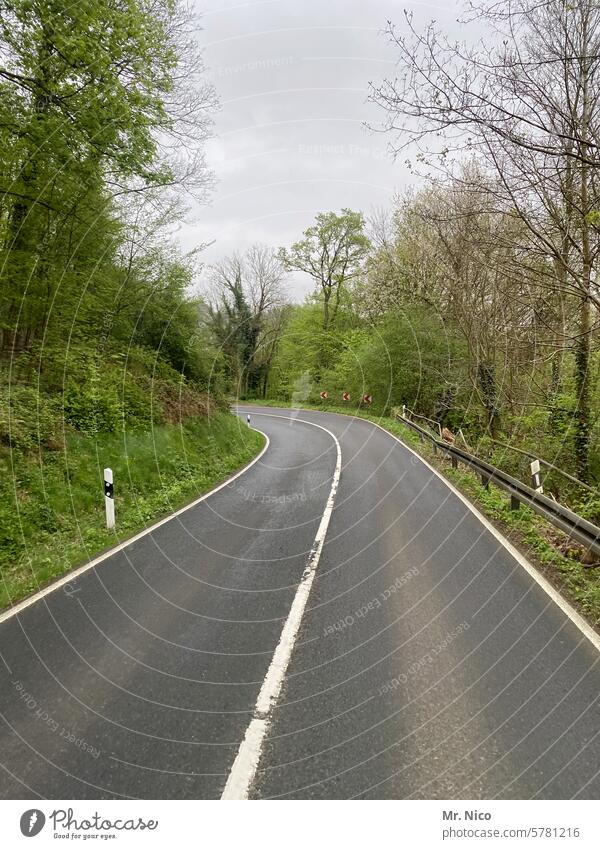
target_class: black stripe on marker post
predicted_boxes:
[104,468,115,529]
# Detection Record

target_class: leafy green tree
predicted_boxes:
[279,209,370,338]
[0,0,214,354]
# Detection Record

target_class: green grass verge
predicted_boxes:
[0,412,264,609]
[244,399,600,629]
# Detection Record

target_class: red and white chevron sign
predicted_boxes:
[320,391,328,399]
[342,392,350,401]
[363,394,373,404]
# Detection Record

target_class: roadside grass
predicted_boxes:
[0,412,264,610]
[242,398,600,629]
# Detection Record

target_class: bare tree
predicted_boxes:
[206,245,288,395]
[246,243,288,314]
[371,0,600,477]
[373,173,549,437]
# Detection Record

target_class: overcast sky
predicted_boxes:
[183,0,462,300]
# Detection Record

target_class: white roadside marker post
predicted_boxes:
[530,459,543,494]
[104,467,115,529]
[247,414,251,427]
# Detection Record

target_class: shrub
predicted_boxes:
[0,386,61,451]
[63,379,122,434]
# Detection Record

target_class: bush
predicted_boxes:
[63,360,165,433]
[63,379,122,434]
[0,386,61,451]
[4,345,214,444]
[121,375,160,430]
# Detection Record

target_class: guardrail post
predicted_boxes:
[391,422,600,556]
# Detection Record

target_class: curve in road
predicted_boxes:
[0,407,599,800]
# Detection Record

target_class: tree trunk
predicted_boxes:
[574,295,591,480]
[574,9,593,482]
[1,30,53,354]
[322,286,331,331]
[478,360,501,439]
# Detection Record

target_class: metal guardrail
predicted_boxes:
[405,410,442,437]
[488,438,596,494]
[401,405,596,495]
[395,409,600,558]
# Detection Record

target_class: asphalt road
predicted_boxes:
[1,407,599,799]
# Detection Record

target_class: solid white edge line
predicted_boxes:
[221,415,342,800]
[0,426,270,626]
[247,407,600,655]
[366,416,600,655]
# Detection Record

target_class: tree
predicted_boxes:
[206,245,288,395]
[279,209,370,335]
[371,0,600,478]
[0,0,215,355]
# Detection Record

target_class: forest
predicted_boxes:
[209,0,600,495]
[0,0,262,605]
[1,0,600,603]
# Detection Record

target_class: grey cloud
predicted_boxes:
[182,0,462,298]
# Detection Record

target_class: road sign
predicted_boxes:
[363,394,372,404]
[320,391,328,399]
[342,392,350,401]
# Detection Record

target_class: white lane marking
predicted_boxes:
[365,417,600,655]
[259,407,600,655]
[221,414,342,800]
[0,428,270,625]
